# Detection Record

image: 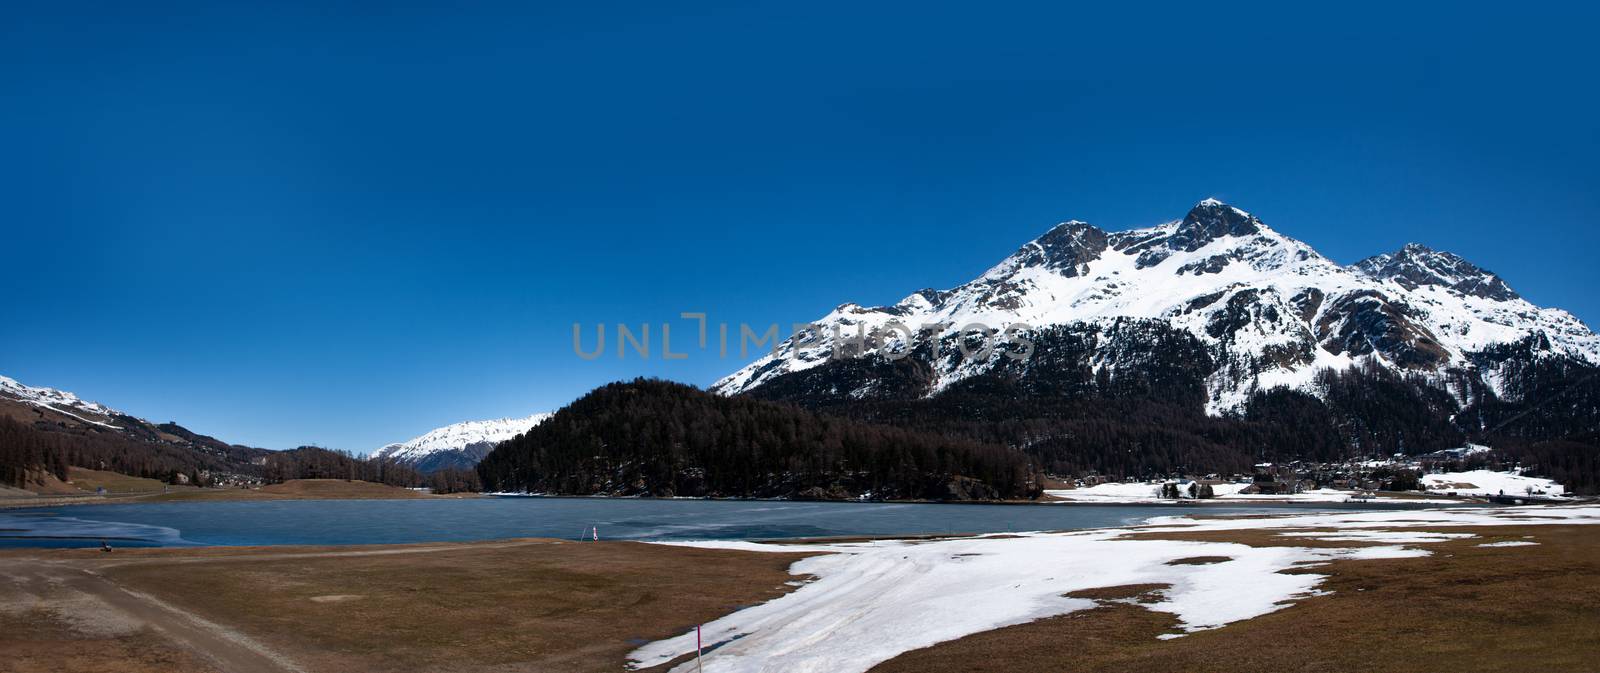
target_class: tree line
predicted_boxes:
[262,446,482,493]
[745,325,1600,494]
[1,416,481,494]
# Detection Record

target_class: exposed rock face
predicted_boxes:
[1353,243,1520,302]
[1314,291,1450,368]
[1168,198,1262,252]
[1008,221,1109,277]
[943,475,1000,501]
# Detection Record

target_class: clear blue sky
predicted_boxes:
[4,1,1597,451]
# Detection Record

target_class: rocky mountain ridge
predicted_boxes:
[713,199,1598,414]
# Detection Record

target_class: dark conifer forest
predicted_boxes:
[476,379,1040,500]
[0,415,268,489]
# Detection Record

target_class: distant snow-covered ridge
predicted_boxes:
[0,374,125,429]
[372,412,552,466]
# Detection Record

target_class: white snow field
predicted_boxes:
[1041,480,1179,502]
[629,505,1600,673]
[1420,469,1565,497]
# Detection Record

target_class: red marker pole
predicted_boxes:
[696,624,704,672]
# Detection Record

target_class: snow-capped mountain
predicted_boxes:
[1,374,127,429]
[713,199,1599,411]
[373,413,552,472]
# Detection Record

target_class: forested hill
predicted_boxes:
[741,328,1600,494]
[475,378,1040,500]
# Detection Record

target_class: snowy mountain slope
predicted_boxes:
[1,373,272,479]
[372,413,551,471]
[0,374,127,429]
[713,199,1599,411]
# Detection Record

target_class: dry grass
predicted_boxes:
[0,610,220,673]
[871,524,1600,673]
[94,539,812,673]
[7,470,88,496]
[64,467,171,494]
[0,579,219,673]
[1164,555,1232,565]
[1119,527,1383,548]
[1063,584,1169,602]
[3,477,447,509]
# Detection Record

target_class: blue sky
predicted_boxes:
[4,1,1597,451]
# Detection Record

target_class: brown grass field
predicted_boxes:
[0,478,467,509]
[2,523,1597,673]
[0,539,810,673]
[0,467,170,497]
[61,467,171,494]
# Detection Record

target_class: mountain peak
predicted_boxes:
[1170,199,1261,252]
[892,288,948,312]
[1352,244,1519,301]
[1188,198,1250,215]
[1008,220,1109,277]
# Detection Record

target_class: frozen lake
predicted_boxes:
[0,496,1444,548]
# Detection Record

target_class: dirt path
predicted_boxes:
[0,540,565,673]
[4,559,303,673]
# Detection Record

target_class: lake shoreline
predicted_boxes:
[0,493,1512,551]
[2,489,1490,511]
[1,488,1490,513]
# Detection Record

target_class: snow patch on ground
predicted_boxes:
[629,505,1600,673]
[1215,487,1366,503]
[1421,470,1565,497]
[631,534,1402,672]
[1044,483,1460,505]
[1044,481,1168,502]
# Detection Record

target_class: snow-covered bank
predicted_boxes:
[629,505,1600,673]
[1043,482,1462,504]
[1043,480,1192,503]
[1421,470,1565,497]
